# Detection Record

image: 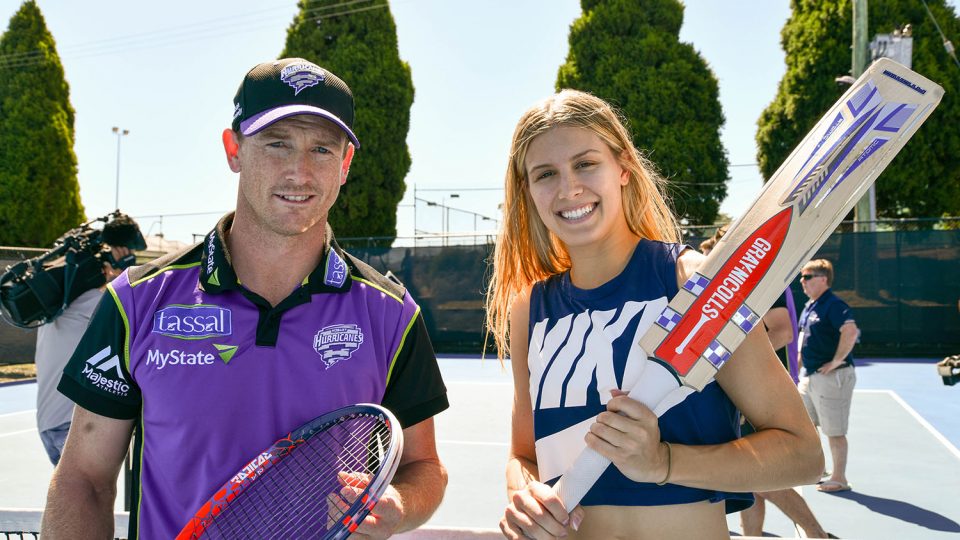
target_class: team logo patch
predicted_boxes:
[281,63,325,96]
[153,305,232,340]
[313,324,364,369]
[82,346,130,397]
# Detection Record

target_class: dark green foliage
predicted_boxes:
[557,0,728,225]
[282,0,413,240]
[757,0,960,218]
[0,1,83,247]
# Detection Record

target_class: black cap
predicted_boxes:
[231,58,359,148]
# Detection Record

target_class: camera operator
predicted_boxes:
[34,214,144,466]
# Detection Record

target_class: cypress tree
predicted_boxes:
[557,0,729,225]
[757,0,960,219]
[0,0,83,247]
[282,0,414,242]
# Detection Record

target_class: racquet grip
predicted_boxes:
[552,446,611,512]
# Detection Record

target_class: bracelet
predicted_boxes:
[656,441,672,486]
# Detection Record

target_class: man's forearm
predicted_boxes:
[41,472,118,539]
[832,326,858,363]
[392,458,448,532]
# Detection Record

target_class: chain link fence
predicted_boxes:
[3,221,958,363]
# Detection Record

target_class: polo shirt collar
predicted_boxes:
[199,212,352,295]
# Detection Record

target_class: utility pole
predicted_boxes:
[852,0,875,232]
[112,126,130,210]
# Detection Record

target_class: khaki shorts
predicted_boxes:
[799,367,856,437]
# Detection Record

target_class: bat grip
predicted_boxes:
[553,446,610,512]
[552,360,681,512]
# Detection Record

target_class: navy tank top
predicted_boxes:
[528,239,752,511]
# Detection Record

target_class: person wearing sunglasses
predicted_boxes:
[798,259,859,494]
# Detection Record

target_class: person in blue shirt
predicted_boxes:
[798,259,859,493]
[486,89,823,540]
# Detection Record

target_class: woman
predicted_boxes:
[486,90,823,539]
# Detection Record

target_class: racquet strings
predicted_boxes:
[192,413,392,539]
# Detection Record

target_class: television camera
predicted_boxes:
[0,211,146,328]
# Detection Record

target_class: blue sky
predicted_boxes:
[3,1,953,245]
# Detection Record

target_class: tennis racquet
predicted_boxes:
[176,403,404,539]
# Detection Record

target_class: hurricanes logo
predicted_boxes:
[82,346,130,397]
[281,63,325,96]
[313,324,364,369]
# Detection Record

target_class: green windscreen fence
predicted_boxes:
[345,229,960,357]
[2,228,958,362]
[803,229,960,356]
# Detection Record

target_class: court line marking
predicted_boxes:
[858,389,960,461]
[0,428,36,439]
[445,381,512,387]
[0,410,35,419]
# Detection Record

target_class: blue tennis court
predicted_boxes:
[2,355,958,539]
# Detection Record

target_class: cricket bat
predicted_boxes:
[552,58,944,511]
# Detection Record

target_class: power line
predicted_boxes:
[919,0,960,69]
[132,210,229,220]
[415,187,502,192]
[0,1,391,71]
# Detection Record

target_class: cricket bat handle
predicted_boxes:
[554,366,679,512]
[553,447,608,513]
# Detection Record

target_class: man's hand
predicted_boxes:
[816,359,846,375]
[819,322,858,375]
[327,471,403,539]
[585,390,670,484]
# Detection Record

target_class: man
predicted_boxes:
[34,214,144,466]
[42,58,449,539]
[798,259,858,493]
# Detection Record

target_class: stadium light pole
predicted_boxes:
[443,194,460,245]
[112,126,130,210]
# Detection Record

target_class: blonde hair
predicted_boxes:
[803,259,835,287]
[485,89,680,359]
[699,223,730,255]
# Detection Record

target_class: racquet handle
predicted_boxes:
[553,360,682,512]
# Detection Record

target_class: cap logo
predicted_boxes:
[280,63,326,96]
[233,102,242,121]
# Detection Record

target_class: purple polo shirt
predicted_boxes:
[58,214,448,539]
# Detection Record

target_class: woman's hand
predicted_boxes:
[586,390,670,484]
[501,481,583,539]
